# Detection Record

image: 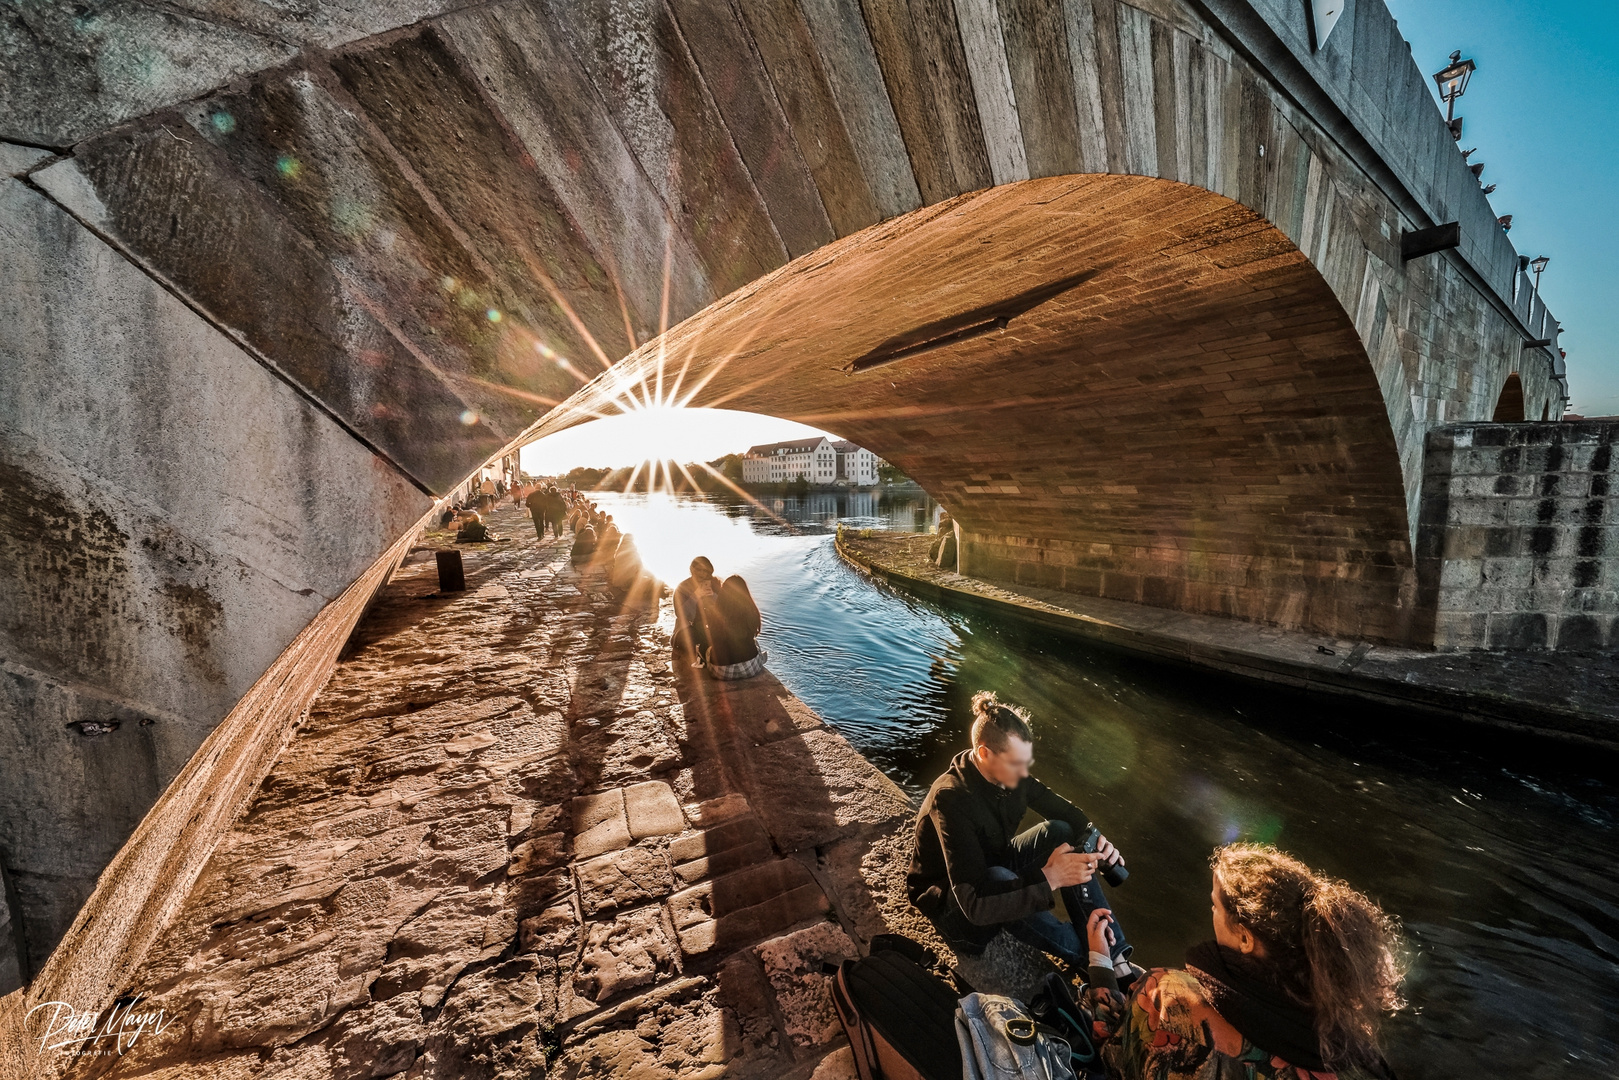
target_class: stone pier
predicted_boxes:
[23,504,933,1079]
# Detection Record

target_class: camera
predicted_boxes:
[1081,826,1129,887]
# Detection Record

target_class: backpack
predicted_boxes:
[831,936,962,1080]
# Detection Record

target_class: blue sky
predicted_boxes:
[1385,0,1619,415]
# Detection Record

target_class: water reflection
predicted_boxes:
[588,489,1618,1077]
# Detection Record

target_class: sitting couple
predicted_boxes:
[671,556,767,680]
[910,692,1404,1080]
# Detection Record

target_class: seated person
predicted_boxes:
[569,523,598,565]
[607,533,647,591]
[1083,844,1404,1080]
[455,511,489,542]
[598,514,622,553]
[908,691,1134,981]
[671,556,718,667]
[704,575,766,680]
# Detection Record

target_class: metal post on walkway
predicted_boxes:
[435,550,466,592]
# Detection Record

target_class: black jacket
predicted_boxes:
[907,750,1093,947]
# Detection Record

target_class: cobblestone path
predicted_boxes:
[79,504,928,1079]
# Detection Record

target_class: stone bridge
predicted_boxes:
[0,0,1596,1029]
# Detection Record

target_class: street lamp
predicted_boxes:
[1531,255,1549,294]
[1432,50,1475,139]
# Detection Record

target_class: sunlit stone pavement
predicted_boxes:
[76,503,929,1079]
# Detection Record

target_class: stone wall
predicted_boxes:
[0,520,422,1067]
[0,163,432,976]
[1418,422,1619,650]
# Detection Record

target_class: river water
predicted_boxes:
[591,488,1619,1078]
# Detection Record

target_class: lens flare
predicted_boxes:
[275,155,302,180]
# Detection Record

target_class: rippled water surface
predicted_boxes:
[595,489,1619,1078]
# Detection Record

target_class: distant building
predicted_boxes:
[742,437,879,486]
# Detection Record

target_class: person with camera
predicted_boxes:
[907,691,1137,984]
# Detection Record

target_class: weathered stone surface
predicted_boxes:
[753,923,857,1048]
[811,1046,860,1080]
[716,953,789,1063]
[520,902,581,958]
[575,905,679,1002]
[371,885,511,1007]
[683,793,757,829]
[507,831,568,878]
[625,780,686,839]
[571,708,683,787]
[13,512,918,1078]
[810,827,936,953]
[670,816,776,886]
[741,729,913,854]
[558,978,739,1080]
[952,930,1059,1004]
[1420,422,1619,651]
[419,956,551,1079]
[0,142,50,177]
[577,845,674,916]
[571,790,631,858]
[668,860,832,959]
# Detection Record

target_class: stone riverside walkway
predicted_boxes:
[837,530,1619,748]
[71,503,940,1080]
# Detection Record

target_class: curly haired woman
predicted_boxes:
[1084,844,1406,1080]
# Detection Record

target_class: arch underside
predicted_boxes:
[557,175,1418,642]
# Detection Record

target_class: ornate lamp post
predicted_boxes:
[1432,51,1475,140]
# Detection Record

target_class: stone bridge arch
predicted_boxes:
[0,0,1572,1005]
[544,173,1421,640]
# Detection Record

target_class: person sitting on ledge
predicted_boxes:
[1083,843,1405,1080]
[597,513,622,554]
[704,575,767,681]
[454,510,489,543]
[908,691,1135,983]
[570,521,598,565]
[607,533,651,593]
[672,556,719,668]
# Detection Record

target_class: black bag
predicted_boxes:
[1027,972,1104,1078]
[831,938,962,1080]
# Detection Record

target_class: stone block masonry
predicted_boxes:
[1,0,1577,959]
[0,505,935,1079]
[1419,422,1619,651]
